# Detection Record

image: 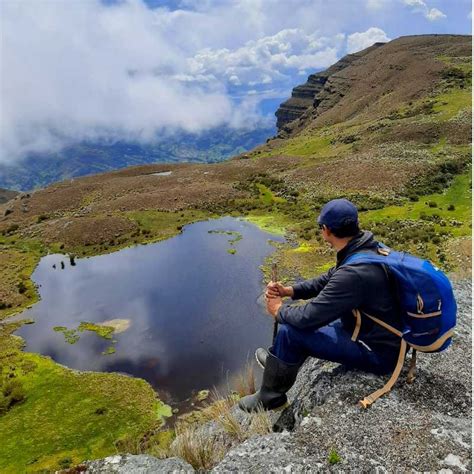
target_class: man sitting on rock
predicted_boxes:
[239,198,402,412]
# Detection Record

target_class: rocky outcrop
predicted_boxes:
[275,43,385,130]
[212,279,472,472]
[76,454,193,473]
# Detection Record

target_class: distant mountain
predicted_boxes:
[0,125,275,191]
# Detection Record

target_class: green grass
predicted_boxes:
[432,88,471,121]
[436,55,472,74]
[126,209,212,237]
[266,132,353,162]
[0,235,62,320]
[0,351,170,473]
[328,449,342,464]
[102,346,116,355]
[361,171,472,237]
[430,136,447,154]
[53,322,116,347]
[255,183,286,205]
[278,135,332,156]
[244,211,292,236]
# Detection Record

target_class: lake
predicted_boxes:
[14,217,283,405]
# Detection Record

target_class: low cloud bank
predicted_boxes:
[1,0,394,164]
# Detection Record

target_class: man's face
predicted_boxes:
[319,224,333,247]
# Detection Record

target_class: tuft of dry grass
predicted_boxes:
[233,361,256,397]
[114,436,144,456]
[169,423,226,471]
[141,365,273,470]
[249,407,273,436]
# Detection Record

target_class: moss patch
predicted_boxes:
[53,321,116,347]
[78,321,115,340]
[0,348,170,473]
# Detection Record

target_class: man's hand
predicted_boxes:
[266,281,294,299]
[265,295,282,318]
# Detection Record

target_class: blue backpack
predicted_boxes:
[343,243,457,408]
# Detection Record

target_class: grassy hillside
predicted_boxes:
[0,35,471,472]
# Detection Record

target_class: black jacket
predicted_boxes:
[277,231,402,354]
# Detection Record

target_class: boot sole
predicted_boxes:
[271,401,289,411]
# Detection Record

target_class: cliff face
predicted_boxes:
[275,42,385,129]
[274,35,471,137]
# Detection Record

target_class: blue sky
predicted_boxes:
[1,0,471,163]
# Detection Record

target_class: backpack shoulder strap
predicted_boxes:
[359,340,407,408]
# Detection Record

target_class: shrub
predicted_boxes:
[5,224,19,234]
[0,377,26,415]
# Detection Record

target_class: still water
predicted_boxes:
[15,217,283,404]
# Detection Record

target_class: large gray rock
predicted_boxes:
[80,454,194,473]
[213,280,472,472]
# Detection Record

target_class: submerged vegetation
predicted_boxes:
[53,321,116,350]
[209,229,243,254]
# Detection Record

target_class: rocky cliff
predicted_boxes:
[274,34,471,139]
[211,281,472,473]
[275,42,385,129]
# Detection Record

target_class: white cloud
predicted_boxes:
[188,30,344,88]
[426,8,447,21]
[2,0,455,164]
[0,1,236,163]
[1,0,355,164]
[402,0,447,21]
[347,27,390,54]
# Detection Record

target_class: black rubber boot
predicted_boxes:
[239,352,299,412]
[255,347,269,369]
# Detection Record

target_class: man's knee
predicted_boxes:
[276,323,303,345]
[272,323,307,364]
